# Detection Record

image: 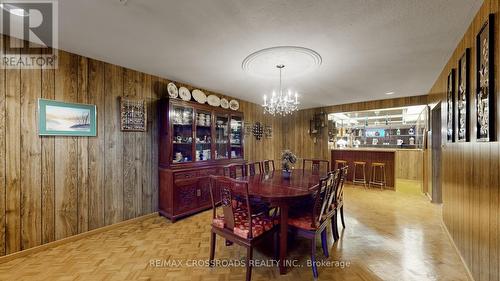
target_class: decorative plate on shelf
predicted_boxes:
[178,87,191,101]
[229,99,239,110]
[192,89,207,104]
[220,98,229,109]
[207,94,221,107]
[167,82,178,98]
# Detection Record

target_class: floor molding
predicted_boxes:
[440,219,475,281]
[0,212,158,264]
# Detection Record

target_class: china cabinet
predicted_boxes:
[158,98,244,221]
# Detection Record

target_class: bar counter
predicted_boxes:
[331,148,424,189]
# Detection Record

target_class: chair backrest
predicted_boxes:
[326,169,341,212]
[335,166,348,206]
[262,160,275,174]
[223,163,247,179]
[302,159,330,175]
[247,161,262,176]
[209,175,253,236]
[310,174,334,229]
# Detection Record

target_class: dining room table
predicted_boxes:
[236,169,326,275]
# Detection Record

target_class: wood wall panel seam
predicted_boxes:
[19,46,42,250]
[5,37,22,254]
[0,35,6,256]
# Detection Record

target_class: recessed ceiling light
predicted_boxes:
[385,91,395,95]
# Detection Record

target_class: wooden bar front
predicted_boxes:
[331,149,395,189]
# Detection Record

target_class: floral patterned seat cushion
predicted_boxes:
[233,215,274,239]
[211,206,248,228]
[288,213,318,231]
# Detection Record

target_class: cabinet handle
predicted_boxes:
[197,189,201,197]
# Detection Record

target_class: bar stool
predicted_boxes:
[369,162,386,190]
[334,160,348,170]
[352,161,367,188]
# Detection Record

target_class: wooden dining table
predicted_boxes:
[237,169,325,275]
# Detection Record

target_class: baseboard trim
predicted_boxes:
[0,212,158,264]
[440,219,475,281]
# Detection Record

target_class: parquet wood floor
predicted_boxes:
[0,185,468,281]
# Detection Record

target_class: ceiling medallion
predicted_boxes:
[241,46,322,79]
[262,64,299,116]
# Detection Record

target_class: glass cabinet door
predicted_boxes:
[171,105,193,163]
[230,115,243,158]
[215,114,229,159]
[195,110,212,161]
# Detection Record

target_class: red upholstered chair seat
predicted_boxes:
[288,214,315,230]
[212,206,248,229]
[233,215,274,239]
[213,207,274,238]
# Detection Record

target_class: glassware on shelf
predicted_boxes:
[230,116,243,158]
[172,105,193,162]
[215,114,229,159]
[196,110,212,161]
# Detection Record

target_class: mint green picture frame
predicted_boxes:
[38,98,97,136]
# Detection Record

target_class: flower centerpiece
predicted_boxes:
[281,149,297,179]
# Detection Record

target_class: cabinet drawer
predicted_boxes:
[198,168,218,177]
[175,171,198,180]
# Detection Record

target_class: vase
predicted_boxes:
[282,170,292,179]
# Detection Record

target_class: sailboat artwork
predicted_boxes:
[38,99,97,136]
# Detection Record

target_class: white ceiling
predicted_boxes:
[53,0,482,108]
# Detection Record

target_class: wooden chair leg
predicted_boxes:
[340,206,346,228]
[383,166,386,190]
[246,247,253,281]
[311,238,318,279]
[209,230,216,267]
[331,213,339,241]
[274,231,280,260]
[321,229,329,258]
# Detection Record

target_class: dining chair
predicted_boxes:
[247,161,262,176]
[287,172,337,279]
[262,160,275,174]
[331,166,348,241]
[223,163,247,179]
[302,159,330,175]
[208,175,279,281]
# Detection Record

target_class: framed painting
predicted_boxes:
[446,69,455,142]
[476,14,494,141]
[457,48,470,142]
[38,98,97,136]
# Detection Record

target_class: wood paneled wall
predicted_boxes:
[0,36,164,255]
[282,108,329,163]
[427,1,499,280]
[395,150,423,181]
[0,35,282,256]
[239,102,283,164]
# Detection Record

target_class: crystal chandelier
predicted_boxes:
[262,64,299,116]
